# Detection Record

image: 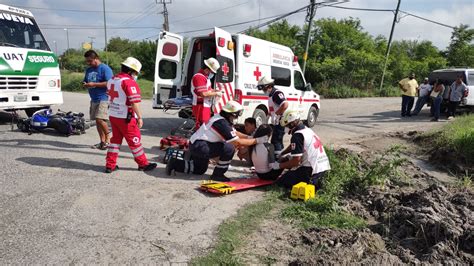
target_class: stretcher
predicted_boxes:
[200,178,274,195]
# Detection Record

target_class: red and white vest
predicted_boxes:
[108,77,130,119]
[293,127,331,174]
[191,73,212,108]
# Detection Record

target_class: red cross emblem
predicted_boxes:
[313,135,324,153]
[299,96,303,104]
[222,62,229,76]
[108,84,119,102]
[253,66,262,81]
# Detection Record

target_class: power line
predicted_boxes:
[12,4,157,14]
[170,1,250,23]
[398,10,455,29]
[40,26,161,30]
[318,4,393,12]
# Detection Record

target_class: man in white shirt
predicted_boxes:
[250,124,283,180]
[412,77,432,115]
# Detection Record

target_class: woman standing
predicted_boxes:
[430,79,445,122]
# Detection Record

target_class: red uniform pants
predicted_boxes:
[192,104,211,130]
[106,116,149,169]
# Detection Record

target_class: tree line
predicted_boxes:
[60,18,474,94]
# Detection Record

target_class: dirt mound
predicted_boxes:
[368,184,474,264]
[289,228,401,265]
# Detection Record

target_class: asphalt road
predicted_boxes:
[0,92,445,263]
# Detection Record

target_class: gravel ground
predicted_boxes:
[0,92,445,263]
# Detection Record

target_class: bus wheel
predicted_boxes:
[252,108,267,127]
[305,106,319,128]
[25,107,48,117]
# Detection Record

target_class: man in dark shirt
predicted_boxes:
[257,76,288,158]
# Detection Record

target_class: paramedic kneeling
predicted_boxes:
[166,101,269,181]
[270,110,331,188]
[191,57,223,130]
[105,57,157,173]
[257,76,288,158]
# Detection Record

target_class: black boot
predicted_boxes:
[166,158,178,175]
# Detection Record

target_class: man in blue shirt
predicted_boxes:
[83,50,113,150]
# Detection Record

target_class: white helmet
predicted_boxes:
[121,57,142,73]
[280,110,300,127]
[257,76,274,90]
[221,100,243,115]
[204,57,220,73]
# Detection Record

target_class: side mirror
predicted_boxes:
[305,83,312,91]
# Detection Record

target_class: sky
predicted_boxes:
[2,0,473,54]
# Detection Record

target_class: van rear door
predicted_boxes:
[153,31,183,108]
[212,27,235,114]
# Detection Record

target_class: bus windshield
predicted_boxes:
[0,11,50,51]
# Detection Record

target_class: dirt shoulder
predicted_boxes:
[236,132,473,265]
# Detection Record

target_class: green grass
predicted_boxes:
[317,85,400,99]
[191,191,279,265]
[280,146,406,230]
[192,147,406,263]
[60,70,154,99]
[428,114,474,165]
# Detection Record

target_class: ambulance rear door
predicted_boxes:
[212,27,236,114]
[153,31,183,108]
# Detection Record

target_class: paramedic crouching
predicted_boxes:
[269,110,331,188]
[166,101,269,181]
[257,76,288,159]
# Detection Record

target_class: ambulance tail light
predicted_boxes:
[293,56,298,66]
[243,44,251,57]
[234,88,243,104]
[58,79,61,89]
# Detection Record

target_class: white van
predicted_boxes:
[428,68,473,109]
[153,27,321,127]
[0,4,62,116]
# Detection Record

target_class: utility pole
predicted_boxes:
[157,0,171,31]
[379,0,401,91]
[53,40,57,55]
[302,0,316,74]
[88,37,96,49]
[64,28,69,52]
[103,0,108,64]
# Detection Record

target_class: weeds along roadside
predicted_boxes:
[417,114,474,178]
[60,70,154,99]
[192,146,408,264]
[61,71,399,100]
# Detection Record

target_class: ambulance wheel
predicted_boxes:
[252,108,267,127]
[305,106,319,128]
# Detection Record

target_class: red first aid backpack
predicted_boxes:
[159,135,189,150]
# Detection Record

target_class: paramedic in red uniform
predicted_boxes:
[105,57,157,173]
[257,76,289,158]
[191,57,223,129]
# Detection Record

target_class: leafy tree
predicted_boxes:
[131,40,157,80]
[446,24,474,67]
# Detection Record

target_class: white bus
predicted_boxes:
[0,4,62,116]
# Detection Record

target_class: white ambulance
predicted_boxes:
[153,27,320,127]
[0,4,62,116]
